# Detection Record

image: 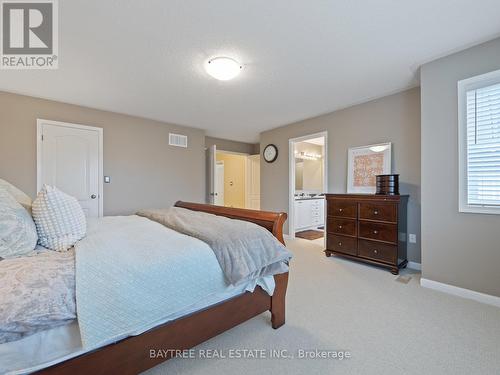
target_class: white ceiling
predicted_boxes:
[1,0,500,143]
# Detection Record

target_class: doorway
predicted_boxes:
[206,145,260,209]
[37,119,103,217]
[288,132,328,244]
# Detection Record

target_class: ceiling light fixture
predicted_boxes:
[205,57,242,81]
[369,145,389,153]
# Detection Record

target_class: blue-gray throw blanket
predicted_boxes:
[137,207,292,285]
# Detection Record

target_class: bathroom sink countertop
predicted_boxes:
[294,196,325,201]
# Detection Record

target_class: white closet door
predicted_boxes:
[206,145,217,204]
[214,162,225,206]
[38,121,102,217]
[246,154,261,209]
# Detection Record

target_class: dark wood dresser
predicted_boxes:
[324,194,409,274]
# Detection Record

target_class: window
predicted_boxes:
[459,69,500,214]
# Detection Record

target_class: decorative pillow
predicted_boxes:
[0,178,33,213]
[0,186,38,259]
[32,185,87,251]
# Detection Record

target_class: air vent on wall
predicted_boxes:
[169,133,188,148]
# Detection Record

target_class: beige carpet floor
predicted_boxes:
[144,238,500,375]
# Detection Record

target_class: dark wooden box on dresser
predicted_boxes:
[324,194,409,275]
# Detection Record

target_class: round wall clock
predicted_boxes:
[263,144,278,163]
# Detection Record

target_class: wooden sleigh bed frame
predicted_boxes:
[37,201,289,375]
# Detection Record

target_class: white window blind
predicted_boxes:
[466,82,500,207]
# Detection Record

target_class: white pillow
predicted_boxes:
[32,185,87,251]
[0,178,32,213]
[0,186,38,259]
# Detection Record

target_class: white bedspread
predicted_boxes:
[75,215,275,350]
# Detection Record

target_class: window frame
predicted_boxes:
[458,68,500,214]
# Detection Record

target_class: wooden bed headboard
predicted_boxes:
[174,201,287,245]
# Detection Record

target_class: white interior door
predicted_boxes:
[214,162,224,206]
[246,155,261,209]
[206,144,217,204]
[37,120,102,217]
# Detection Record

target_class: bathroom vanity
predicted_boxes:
[294,196,325,231]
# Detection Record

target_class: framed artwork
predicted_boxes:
[347,142,392,193]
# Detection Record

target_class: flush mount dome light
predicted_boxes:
[206,57,242,81]
[369,145,389,153]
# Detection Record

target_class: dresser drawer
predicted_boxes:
[328,217,356,236]
[311,199,323,207]
[358,221,397,243]
[359,202,397,222]
[328,200,357,218]
[312,218,322,226]
[358,239,397,264]
[327,235,357,256]
[311,207,321,215]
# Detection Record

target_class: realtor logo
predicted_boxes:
[1,0,58,69]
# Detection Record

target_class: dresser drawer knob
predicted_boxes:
[374,210,379,215]
[338,242,342,246]
[339,208,343,212]
[373,230,378,234]
[338,225,343,229]
[373,249,378,254]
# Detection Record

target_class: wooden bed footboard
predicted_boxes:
[174,201,288,245]
[38,202,289,375]
[176,201,289,329]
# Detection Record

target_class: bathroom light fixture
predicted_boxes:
[294,151,322,160]
[205,57,242,81]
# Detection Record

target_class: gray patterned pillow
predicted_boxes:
[0,186,38,259]
[32,185,87,251]
[0,178,32,213]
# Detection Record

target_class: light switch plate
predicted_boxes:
[409,234,417,243]
[104,176,111,183]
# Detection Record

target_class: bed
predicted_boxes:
[1,201,289,375]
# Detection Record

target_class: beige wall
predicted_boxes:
[205,136,259,155]
[0,91,206,215]
[216,152,246,208]
[421,37,500,297]
[260,87,421,263]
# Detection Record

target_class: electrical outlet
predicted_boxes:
[409,234,417,243]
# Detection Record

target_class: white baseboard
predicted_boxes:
[420,278,500,308]
[407,261,421,271]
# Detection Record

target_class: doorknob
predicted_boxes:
[91,194,97,199]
